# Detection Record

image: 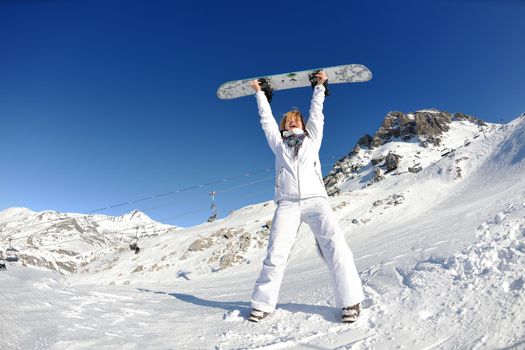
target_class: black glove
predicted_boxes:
[309,70,330,96]
[257,78,274,103]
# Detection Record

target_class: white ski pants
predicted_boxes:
[251,197,364,313]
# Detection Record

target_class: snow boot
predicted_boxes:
[248,308,270,323]
[341,303,360,323]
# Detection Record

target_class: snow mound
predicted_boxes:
[369,198,525,349]
[446,203,525,284]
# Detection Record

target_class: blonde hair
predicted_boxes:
[280,109,307,132]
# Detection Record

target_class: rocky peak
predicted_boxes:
[372,109,453,148]
[323,108,488,196]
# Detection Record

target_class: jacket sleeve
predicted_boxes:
[305,84,325,151]
[256,91,281,154]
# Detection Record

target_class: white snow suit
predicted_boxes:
[251,85,365,313]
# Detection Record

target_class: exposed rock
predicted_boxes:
[332,201,349,211]
[254,227,270,248]
[47,218,86,234]
[222,230,234,239]
[385,152,402,172]
[415,110,451,137]
[452,112,486,126]
[373,200,384,207]
[188,237,213,252]
[50,249,77,257]
[184,227,259,271]
[132,265,144,273]
[372,135,384,148]
[211,230,253,270]
[370,193,406,212]
[408,163,422,173]
[367,109,453,149]
[219,254,244,269]
[327,186,341,196]
[386,193,405,206]
[370,167,385,184]
[20,254,73,274]
[455,167,462,179]
[357,134,374,149]
[371,156,385,165]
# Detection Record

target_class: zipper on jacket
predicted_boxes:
[314,161,323,184]
[297,159,301,197]
[276,166,283,189]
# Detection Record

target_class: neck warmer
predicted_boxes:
[282,128,305,157]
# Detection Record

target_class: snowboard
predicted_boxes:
[216,64,372,100]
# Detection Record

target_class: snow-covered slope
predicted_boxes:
[1,112,524,349]
[0,208,180,274]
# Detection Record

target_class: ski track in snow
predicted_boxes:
[1,116,525,349]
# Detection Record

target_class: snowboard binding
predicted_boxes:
[309,70,330,96]
[257,78,274,103]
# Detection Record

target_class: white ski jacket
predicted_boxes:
[256,85,329,204]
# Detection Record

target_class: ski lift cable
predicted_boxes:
[36,179,297,252]
[10,163,339,250]
[6,170,314,244]
[85,167,274,213]
[84,154,335,215]
[4,156,340,238]
[2,167,274,235]
[32,170,327,251]
[237,187,274,200]
[11,172,274,244]
[7,172,278,243]
[4,155,340,232]
[216,175,275,194]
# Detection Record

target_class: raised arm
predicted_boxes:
[251,80,281,154]
[305,71,327,151]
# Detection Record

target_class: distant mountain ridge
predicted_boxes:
[0,207,180,274]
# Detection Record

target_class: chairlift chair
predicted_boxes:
[207,212,217,222]
[208,191,218,222]
[129,240,140,254]
[5,248,19,262]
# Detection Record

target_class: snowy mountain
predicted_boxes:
[67,109,501,284]
[0,208,180,274]
[324,109,490,195]
[1,111,524,349]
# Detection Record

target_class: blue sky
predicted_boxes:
[1,0,524,227]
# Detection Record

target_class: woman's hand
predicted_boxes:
[250,80,262,92]
[316,70,328,86]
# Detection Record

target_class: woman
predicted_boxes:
[248,71,364,323]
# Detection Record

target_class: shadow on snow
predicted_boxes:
[137,288,338,322]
